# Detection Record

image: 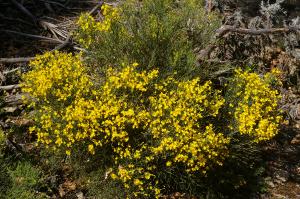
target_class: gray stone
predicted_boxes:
[76,192,84,199]
[272,193,288,199]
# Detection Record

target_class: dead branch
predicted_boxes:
[40,0,73,10]
[0,57,34,63]
[2,29,63,43]
[196,45,217,61]
[89,0,104,15]
[52,33,71,51]
[216,25,300,37]
[197,25,300,61]
[0,84,21,90]
[3,67,21,75]
[0,13,34,26]
[44,2,55,13]
[10,0,37,24]
[4,93,24,106]
[0,34,71,63]
[39,20,68,39]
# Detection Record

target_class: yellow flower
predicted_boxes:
[228,69,282,142]
[111,173,118,179]
[66,150,71,156]
[134,179,143,186]
[144,172,151,180]
[88,144,95,154]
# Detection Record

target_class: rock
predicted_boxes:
[276,175,288,183]
[291,49,300,60]
[265,177,276,188]
[3,106,18,113]
[272,193,288,199]
[266,180,275,188]
[291,134,300,145]
[76,192,84,199]
[272,169,290,184]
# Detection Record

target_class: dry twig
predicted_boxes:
[10,0,37,24]
[3,67,21,75]
[2,29,63,43]
[216,25,300,37]
[0,84,21,90]
[0,57,34,63]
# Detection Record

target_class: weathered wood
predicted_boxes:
[0,57,34,63]
[221,0,300,16]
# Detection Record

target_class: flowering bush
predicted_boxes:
[227,69,283,142]
[22,51,230,197]
[75,0,221,78]
[76,4,120,48]
[21,51,93,151]
[21,0,284,198]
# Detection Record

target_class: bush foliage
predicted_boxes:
[19,0,284,198]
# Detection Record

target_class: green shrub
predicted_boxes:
[6,162,46,199]
[0,129,11,199]
[76,0,221,79]
[82,168,125,199]
[20,0,284,198]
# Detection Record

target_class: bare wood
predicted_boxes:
[196,45,218,61]
[197,25,300,61]
[216,25,300,37]
[40,0,73,10]
[44,2,55,13]
[4,93,25,106]
[89,1,104,15]
[3,67,21,75]
[52,34,71,51]
[2,29,63,43]
[10,0,37,24]
[0,84,21,90]
[0,13,34,26]
[0,35,72,64]
[0,57,34,63]
[205,0,212,13]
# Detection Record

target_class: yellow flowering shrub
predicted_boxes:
[22,51,94,151]
[76,4,120,48]
[11,0,286,197]
[148,78,228,172]
[22,51,231,197]
[227,69,283,142]
[74,0,222,79]
[22,51,158,155]
[112,77,229,197]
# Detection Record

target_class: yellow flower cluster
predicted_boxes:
[22,51,231,197]
[112,77,229,197]
[148,78,228,172]
[22,51,91,103]
[22,52,158,155]
[22,51,96,152]
[76,4,119,47]
[228,69,283,142]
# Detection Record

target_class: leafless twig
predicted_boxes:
[0,84,21,90]
[52,33,71,51]
[10,0,37,24]
[197,25,300,61]
[89,1,104,15]
[216,25,300,37]
[3,67,21,75]
[2,29,63,43]
[0,57,34,63]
